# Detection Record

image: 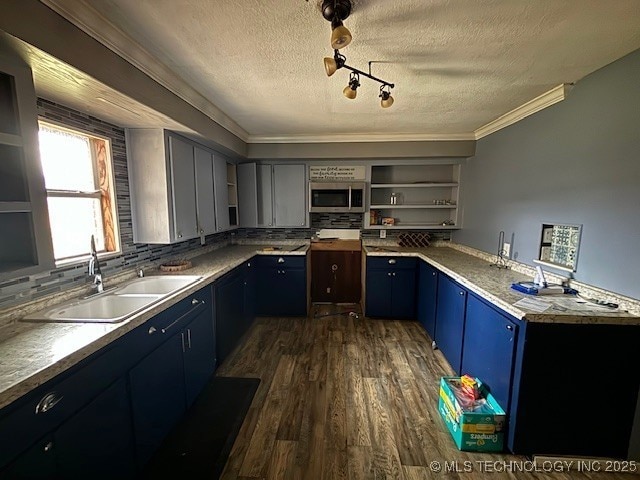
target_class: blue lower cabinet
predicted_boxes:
[417,261,438,338]
[129,333,187,468]
[461,294,518,413]
[215,269,246,364]
[254,256,307,316]
[183,307,217,407]
[5,378,136,479]
[434,275,467,373]
[365,257,417,319]
[54,377,136,479]
[365,269,393,317]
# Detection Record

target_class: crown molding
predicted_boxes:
[247,132,476,144]
[39,0,250,142]
[474,84,572,140]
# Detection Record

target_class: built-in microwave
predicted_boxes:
[309,182,366,213]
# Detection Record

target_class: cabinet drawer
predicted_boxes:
[253,255,306,269]
[124,287,212,361]
[367,256,417,270]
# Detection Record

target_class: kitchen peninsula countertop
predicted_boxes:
[0,243,308,410]
[363,244,640,325]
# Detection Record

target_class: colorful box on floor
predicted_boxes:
[438,376,506,452]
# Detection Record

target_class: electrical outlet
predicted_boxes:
[503,242,511,258]
[380,229,387,239]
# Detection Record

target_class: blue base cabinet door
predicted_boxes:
[434,275,467,373]
[183,308,217,407]
[365,269,393,317]
[54,377,136,479]
[417,261,438,338]
[391,269,417,319]
[461,294,518,413]
[215,269,246,364]
[129,334,187,467]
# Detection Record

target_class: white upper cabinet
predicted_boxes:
[126,128,234,244]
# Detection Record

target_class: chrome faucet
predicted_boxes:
[88,235,104,293]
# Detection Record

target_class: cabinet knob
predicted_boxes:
[277,257,285,263]
[393,272,396,276]
[388,259,396,264]
[44,441,54,453]
[388,272,392,276]
[247,262,251,267]
[191,298,200,305]
[432,272,436,276]
[148,326,157,335]
[506,325,513,331]
[459,291,465,296]
[200,229,204,234]
[178,233,183,238]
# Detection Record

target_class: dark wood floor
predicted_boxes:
[216,306,633,479]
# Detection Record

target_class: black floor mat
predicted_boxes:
[141,376,260,479]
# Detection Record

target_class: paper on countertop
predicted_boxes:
[514,295,617,313]
[513,297,551,313]
[537,296,616,312]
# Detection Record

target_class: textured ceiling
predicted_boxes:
[39,0,640,141]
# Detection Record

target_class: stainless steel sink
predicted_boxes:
[22,275,202,324]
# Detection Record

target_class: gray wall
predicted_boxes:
[454,48,640,300]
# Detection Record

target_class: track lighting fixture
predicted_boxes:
[343,72,360,99]
[323,50,395,108]
[380,84,394,108]
[322,0,352,50]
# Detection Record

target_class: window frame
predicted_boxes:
[38,119,121,266]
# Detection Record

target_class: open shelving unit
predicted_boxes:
[0,63,53,278]
[226,162,238,226]
[367,164,461,230]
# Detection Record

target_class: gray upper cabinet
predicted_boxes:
[0,57,54,280]
[126,128,225,244]
[257,165,274,227]
[168,135,197,241]
[194,147,216,235]
[237,163,257,228]
[273,164,307,227]
[237,163,306,228]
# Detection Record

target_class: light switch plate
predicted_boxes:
[380,229,387,239]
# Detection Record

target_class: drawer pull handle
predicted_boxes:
[148,326,157,335]
[388,259,396,264]
[43,441,54,453]
[36,392,63,414]
[191,298,200,305]
[277,257,285,263]
[161,301,203,334]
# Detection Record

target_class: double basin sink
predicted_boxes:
[22,275,202,324]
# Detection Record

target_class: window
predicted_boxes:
[38,121,120,262]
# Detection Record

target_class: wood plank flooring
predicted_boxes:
[216,306,633,479]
